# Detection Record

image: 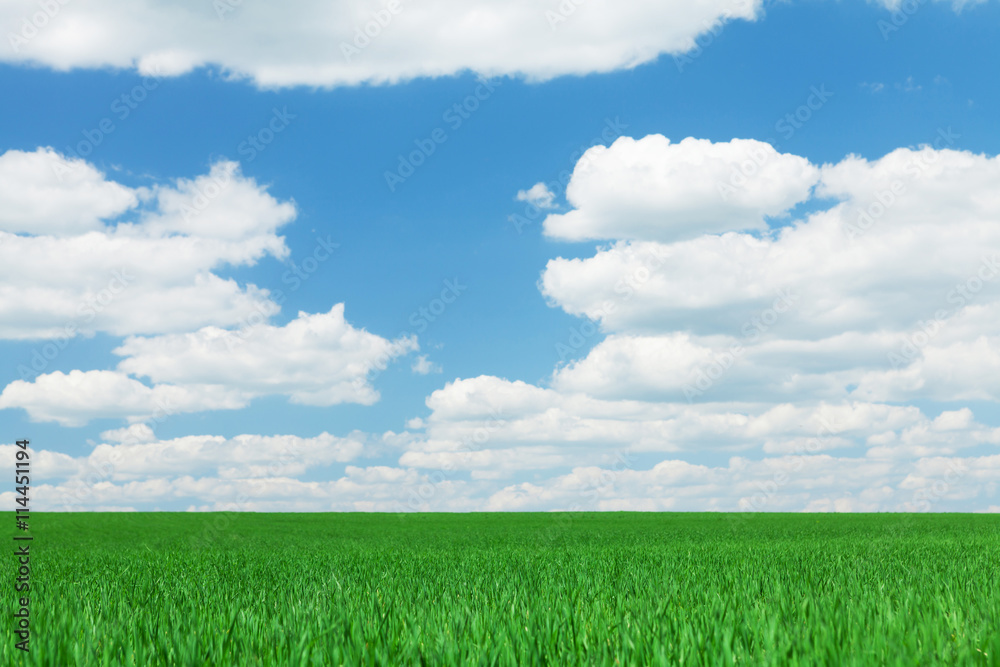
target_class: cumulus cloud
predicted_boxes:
[540,142,1000,346]
[528,138,1000,423]
[542,136,820,242]
[0,0,765,87]
[4,431,365,486]
[2,428,997,512]
[0,148,140,235]
[0,306,418,425]
[358,135,1000,512]
[479,451,993,513]
[5,127,1000,511]
[96,432,365,481]
[402,375,1000,467]
[0,152,294,340]
[0,370,249,427]
[115,304,417,406]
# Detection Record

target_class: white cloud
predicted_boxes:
[407,374,1000,467]
[97,432,365,481]
[0,432,365,487]
[876,0,988,9]
[851,335,1000,403]
[0,153,294,340]
[3,123,999,511]
[0,306,418,425]
[0,0,764,87]
[480,448,1000,512]
[99,423,156,444]
[540,142,1000,346]
[5,436,998,512]
[411,354,442,375]
[0,370,249,427]
[345,135,1000,512]
[2,461,487,513]
[542,136,820,242]
[140,161,296,240]
[516,183,557,210]
[0,148,140,235]
[115,304,417,407]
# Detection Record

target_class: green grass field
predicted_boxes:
[5,512,998,666]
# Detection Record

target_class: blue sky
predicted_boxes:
[1,0,999,511]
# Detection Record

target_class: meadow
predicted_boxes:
[5,512,998,666]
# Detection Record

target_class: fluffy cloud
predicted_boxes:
[115,304,417,407]
[401,375,999,468]
[0,370,249,427]
[0,148,140,235]
[541,136,820,242]
[6,431,365,486]
[376,136,1000,511]
[0,153,294,340]
[0,149,417,427]
[0,429,484,511]
[480,451,993,513]
[0,306,418,425]
[1,0,763,87]
[540,143,1000,350]
[5,127,1000,510]
[2,429,997,512]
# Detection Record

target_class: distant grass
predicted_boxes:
[5,512,998,665]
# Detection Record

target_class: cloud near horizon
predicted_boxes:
[4,135,1000,512]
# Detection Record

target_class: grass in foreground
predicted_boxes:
[5,512,998,665]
